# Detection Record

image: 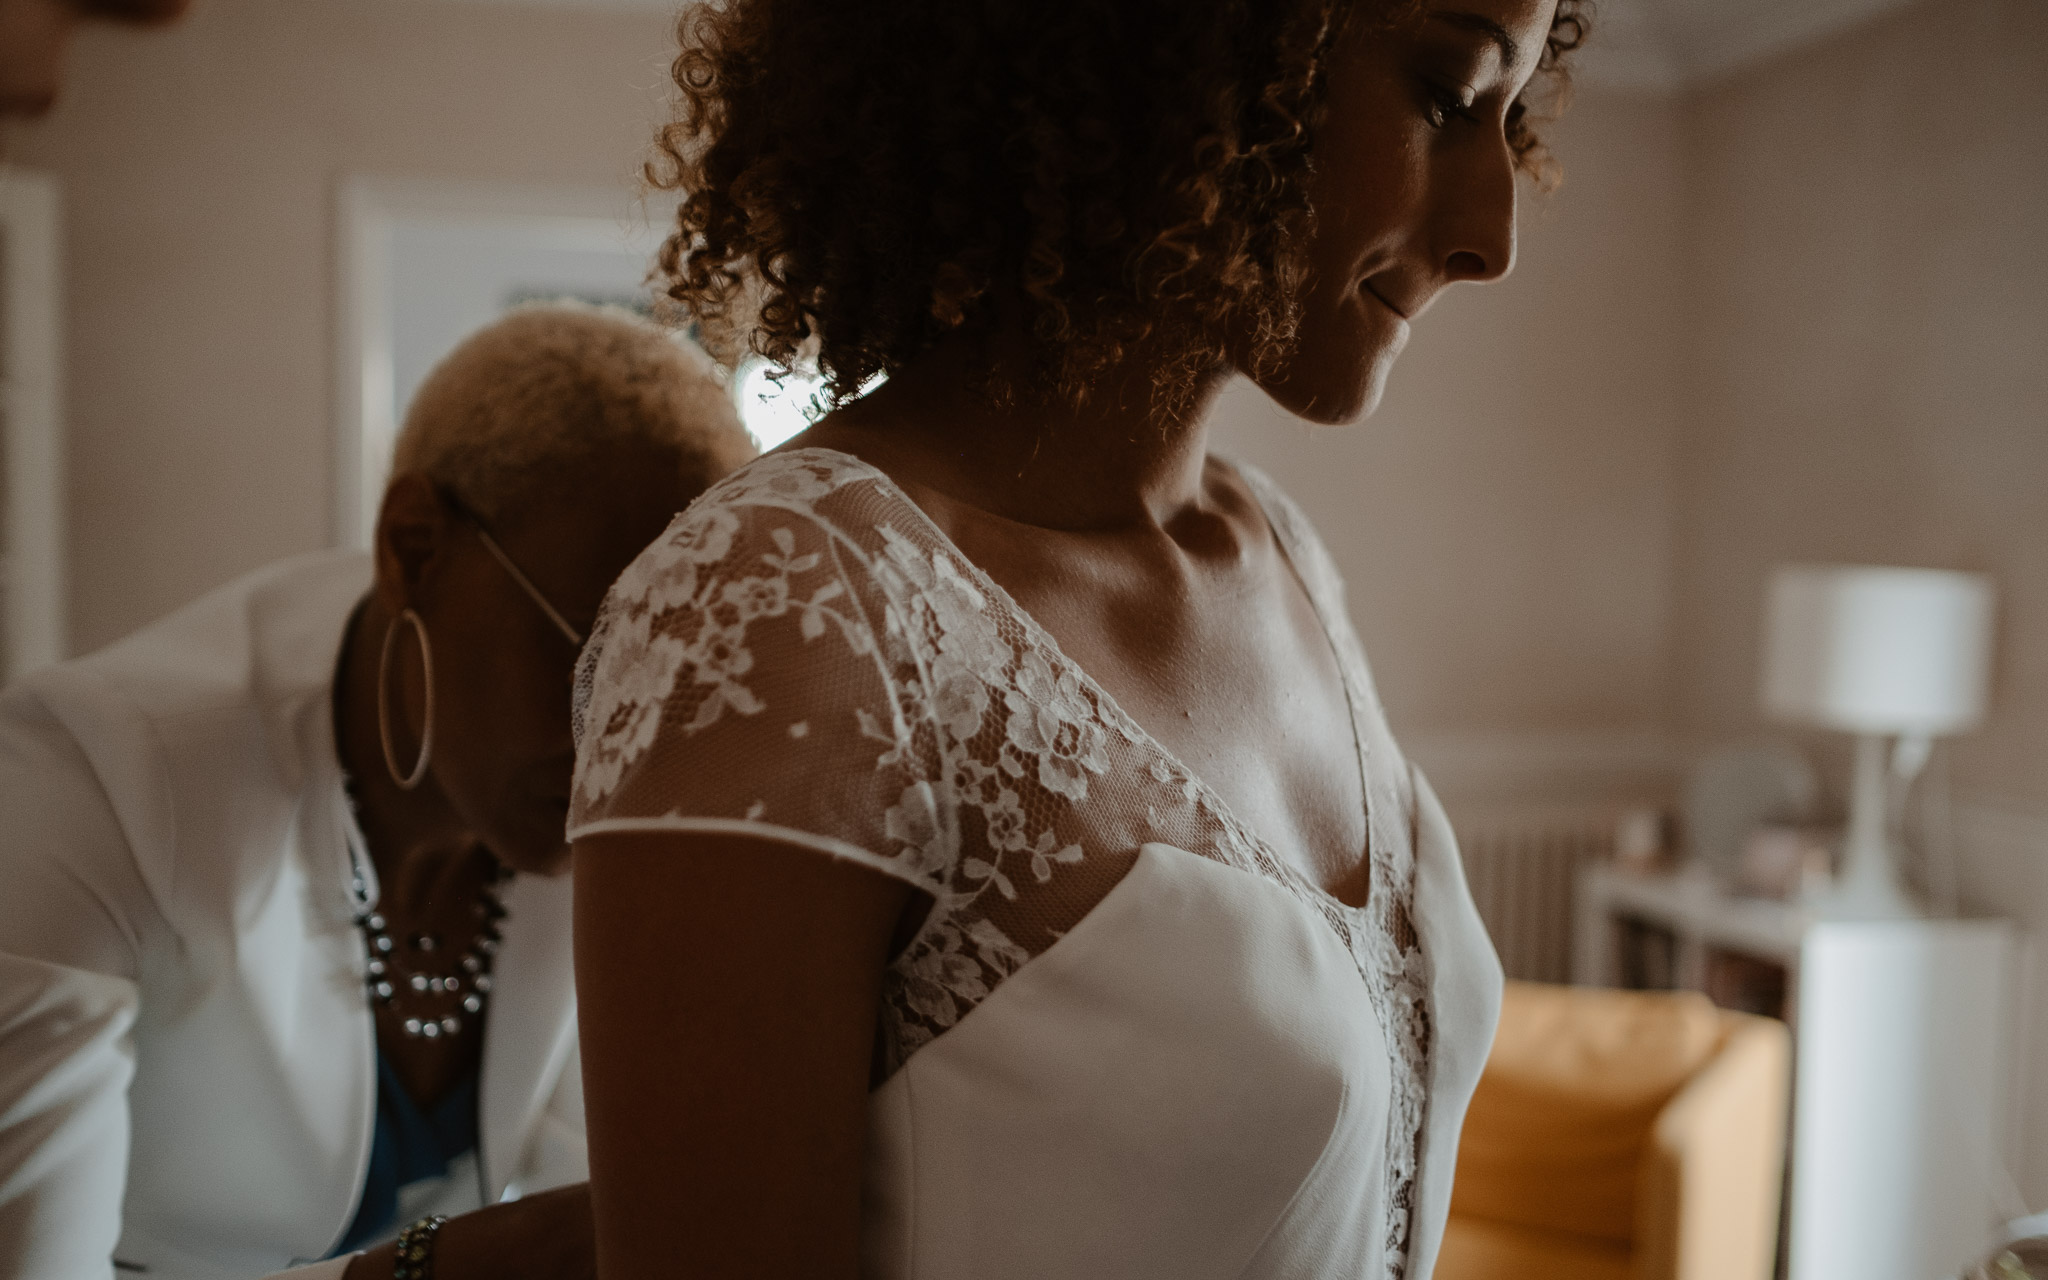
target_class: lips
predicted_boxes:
[1361,279,1415,321]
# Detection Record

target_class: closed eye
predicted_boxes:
[1422,80,1479,129]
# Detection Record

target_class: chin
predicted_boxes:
[1259,360,1392,426]
[1249,323,1401,425]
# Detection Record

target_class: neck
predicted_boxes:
[333,595,481,912]
[815,330,1233,532]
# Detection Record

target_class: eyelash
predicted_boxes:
[1422,81,1478,129]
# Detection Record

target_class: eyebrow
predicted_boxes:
[1428,9,1522,66]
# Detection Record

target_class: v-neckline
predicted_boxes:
[784,446,1379,917]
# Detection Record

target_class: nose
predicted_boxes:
[1439,136,1519,285]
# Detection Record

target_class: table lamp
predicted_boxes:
[1760,564,1995,919]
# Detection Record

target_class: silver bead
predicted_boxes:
[374,936,394,954]
[413,934,438,953]
[461,955,481,974]
[372,981,394,1000]
[365,914,386,932]
[439,1016,460,1035]
[420,1020,441,1039]
[366,959,387,977]
[472,974,492,994]
[408,973,430,992]
[461,994,482,1013]
[402,1017,424,1036]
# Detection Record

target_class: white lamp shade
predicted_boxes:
[1762,564,1995,736]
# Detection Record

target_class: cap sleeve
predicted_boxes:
[570,485,951,895]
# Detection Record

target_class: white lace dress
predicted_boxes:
[570,448,1502,1280]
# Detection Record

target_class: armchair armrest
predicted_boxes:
[1634,1013,1791,1280]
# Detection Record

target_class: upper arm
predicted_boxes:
[567,486,950,1277]
[573,829,912,1280]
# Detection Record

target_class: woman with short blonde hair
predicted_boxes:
[0,303,752,1280]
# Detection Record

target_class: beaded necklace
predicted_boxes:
[341,780,510,1041]
[356,868,508,1039]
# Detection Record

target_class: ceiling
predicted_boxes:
[438,0,1921,94]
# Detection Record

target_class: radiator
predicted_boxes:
[1452,809,1613,984]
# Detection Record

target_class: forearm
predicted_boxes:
[340,1184,594,1280]
[0,953,139,1280]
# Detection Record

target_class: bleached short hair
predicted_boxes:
[392,300,756,527]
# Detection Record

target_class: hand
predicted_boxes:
[341,1182,594,1280]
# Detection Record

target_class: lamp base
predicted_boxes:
[1805,862,1924,920]
[1804,733,1925,921]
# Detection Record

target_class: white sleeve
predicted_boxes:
[259,1256,356,1280]
[0,690,152,1280]
[0,957,137,1280]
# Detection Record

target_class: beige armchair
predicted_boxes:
[1436,981,1791,1280]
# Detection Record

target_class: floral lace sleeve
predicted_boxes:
[571,447,1432,1184]
[569,462,949,893]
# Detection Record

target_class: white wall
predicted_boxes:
[24,3,1697,815]
[14,0,677,650]
[1671,0,2048,1203]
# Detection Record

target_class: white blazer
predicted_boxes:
[0,553,585,1280]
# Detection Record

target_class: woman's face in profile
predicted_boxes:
[390,449,687,878]
[1252,0,1557,424]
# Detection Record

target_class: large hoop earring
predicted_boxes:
[378,608,435,790]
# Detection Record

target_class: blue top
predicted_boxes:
[332,1052,481,1254]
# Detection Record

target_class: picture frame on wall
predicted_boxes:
[334,176,670,550]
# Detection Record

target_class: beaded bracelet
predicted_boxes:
[392,1214,449,1280]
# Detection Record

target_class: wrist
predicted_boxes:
[393,1214,451,1279]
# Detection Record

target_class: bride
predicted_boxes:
[570,1,1585,1277]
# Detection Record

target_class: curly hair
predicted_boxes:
[650,0,1590,412]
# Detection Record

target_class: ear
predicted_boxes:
[372,472,454,615]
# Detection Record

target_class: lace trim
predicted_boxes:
[571,448,1432,1276]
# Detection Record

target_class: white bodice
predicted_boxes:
[570,448,1502,1277]
[863,841,1394,1280]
